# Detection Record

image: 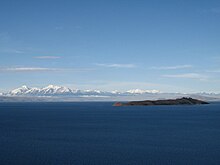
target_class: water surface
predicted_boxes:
[0,102,220,165]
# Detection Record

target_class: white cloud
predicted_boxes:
[0,67,57,72]
[1,49,24,54]
[10,50,24,54]
[163,73,207,80]
[96,63,136,68]
[0,67,94,72]
[207,70,220,73]
[151,65,193,70]
[34,56,61,59]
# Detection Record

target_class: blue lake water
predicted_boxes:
[0,102,220,165]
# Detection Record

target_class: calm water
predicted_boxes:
[0,102,220,165]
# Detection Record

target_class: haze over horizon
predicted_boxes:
[1,0,220,93]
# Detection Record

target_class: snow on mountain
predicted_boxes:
[9,85,72,96]
[83,89,102,94]
[10,85,30,95]
[40,85,73,95]
[25,87,41,95]
[7,85,159,97]
[126,89,160,94]
[111,90,121,95]
[2,85,220,102]
[7,85,113,96]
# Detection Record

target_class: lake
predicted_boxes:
[0,102,220,165]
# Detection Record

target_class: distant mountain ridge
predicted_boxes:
[9,85,75,96]
[1,85,220,102]
[5,85,160,97]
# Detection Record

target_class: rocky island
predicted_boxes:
[113,97,209,106]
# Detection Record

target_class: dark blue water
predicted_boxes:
[0,102,220,165]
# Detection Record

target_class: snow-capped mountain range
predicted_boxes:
[9,85,74,96]
[1,85,220,102]
[5,85,160,97]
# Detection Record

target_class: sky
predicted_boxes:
[0,0,220,93]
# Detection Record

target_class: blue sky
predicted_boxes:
[0,0,220,93]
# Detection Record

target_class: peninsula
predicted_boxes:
[113,97,209,106]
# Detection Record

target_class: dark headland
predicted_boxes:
[113,97,209,106]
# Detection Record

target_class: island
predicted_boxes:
[113,97,209,106]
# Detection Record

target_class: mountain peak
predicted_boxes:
[126,89,160,94]
[21,85,29,89]
[10,85,30,95]
[46,85,60,88]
